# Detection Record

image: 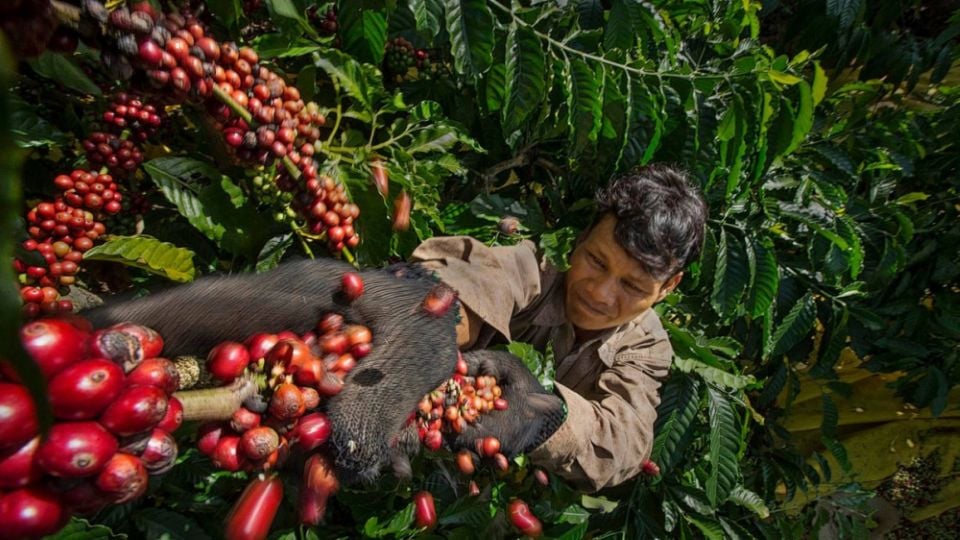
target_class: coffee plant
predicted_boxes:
[2,0,959,538]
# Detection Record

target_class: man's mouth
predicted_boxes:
[577,294,606,317]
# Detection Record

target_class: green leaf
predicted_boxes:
[502,24,546,134]
[8,95,69,148]
[826,0,863,30]
[810,308,848,378]
[481,63,507,112]
[705,386,741,505]
[785,81,813,154]
[134,508,211,540]
[409,0,442,36]
[339,1,388,65]
[256,233,293,272]
[603,0,635,50]
[28,52,101,96]
[768,293,816,358]
[144,157,276,258]
[895,192,929,205]
[821,393,839,438]
[821,435,852,472]
[812,61,828,105]
[567,58,603,153]
[728,486,770,518]
[746,236,779,318]
[652,376,701,472]
[711,230,749,319]
[48,517,123,539]
[540,227,577,271]
[673,357,757,390]
[312,49,374,114]
[768,70,803,85]
[266,0,305,23]
[250,34,321,58]
[444,0,494,76]
[83,236,195,282]
[683,514,725,540]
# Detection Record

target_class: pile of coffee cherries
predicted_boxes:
[0,316,180,538]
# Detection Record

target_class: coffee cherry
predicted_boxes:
[422,282,457,318]
[19,318,90,378]
[156,396,183,433]
[641,459,661,476]
[456,450,475,475]
[207,341,251,383]
[127,357,179,394]
[478,436,500,458]
[507,499,543,538]
[36,421,118,478]
[47,359,125,420]
[197,421,228,456]
[212,434,243,472]
[269,383,305,420]
[96,453,148,503]
[110,322,164,359]
[0,437,42,489]
[99,385,169,436]
[341,272,364,301]
[244,332,280,360]
[0,383,39,450]
[413,491,437,529]
[230,407,261,433]
[240,426,279,460]
[0,487,67,539]
[139,429,178,474]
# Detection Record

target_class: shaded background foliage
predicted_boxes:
[3,0,959,538]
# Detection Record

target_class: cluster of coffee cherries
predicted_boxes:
[101,93,163,142]
[16,169,124,318]
[0,316,181,538]
[382,37,450,84]
[306,5,339,37]
[89,0,359,253]
[0,0,58,59]
[81,132,145,177]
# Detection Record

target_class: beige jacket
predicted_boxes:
[410,236,674,492]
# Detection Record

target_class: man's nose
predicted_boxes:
[589,276,617,307]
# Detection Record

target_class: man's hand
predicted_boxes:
[83,258,460,484]
[451,350,565,458]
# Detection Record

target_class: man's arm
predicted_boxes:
[527,343,673,492]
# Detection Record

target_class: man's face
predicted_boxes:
[564,215,682,332]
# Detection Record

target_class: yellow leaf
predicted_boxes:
[769,70,803,85]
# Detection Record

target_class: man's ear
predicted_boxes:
[656,272,683,302]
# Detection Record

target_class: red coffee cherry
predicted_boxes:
[341,272,364,301]
[0,437,42,489]
[456,450,475,475]
[99,385,169,436]
[507,499,543,538]
[36,421,118,478]
[139,428,178,474]
[225,475,284,540]
[109,323,164,359]
[269,383,305,420]
[156,396,183,433]
[197,421,228,456]
[95,453,148,504]
[127,357,179,394]
[212,434,243,472]
[291,412,331,452]
[240,426,280,460]
[207,341,251,383]
[422,283,456,318]
[0,383,39,450]
[19,318,90,378]
[0,487,67,539]
[413,491,437,529]
[48,359,125,420]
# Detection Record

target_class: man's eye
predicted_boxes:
[624,282,644,295]
[588,254,605,268]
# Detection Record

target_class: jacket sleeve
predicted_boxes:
[410,236,541,341]
[527,337,673,492]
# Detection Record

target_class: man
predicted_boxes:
[411,163,707,491]
[84,164,706,490]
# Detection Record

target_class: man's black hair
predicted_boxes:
[594,164,708,281]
